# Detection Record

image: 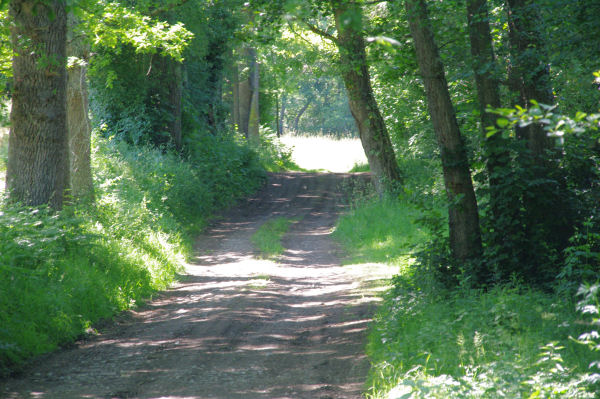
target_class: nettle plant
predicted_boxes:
[574,284,600,386]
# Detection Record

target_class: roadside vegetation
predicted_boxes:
[0,128,272,376]
[334,127,600,398]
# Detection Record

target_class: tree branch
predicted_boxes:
[297,18,339,45]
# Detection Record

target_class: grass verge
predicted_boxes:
[333,194,598,398]
[0,129,266,376]
[251,217,297,258]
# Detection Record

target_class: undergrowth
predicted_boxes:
[253,127,304,172]
[0,128,267,376]
[334,157,599,398]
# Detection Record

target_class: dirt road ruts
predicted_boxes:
[1,172,394,399]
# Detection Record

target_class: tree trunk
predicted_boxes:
[66,13,94,202]
[7,0,69,209]
[506,0,554,157]
[293,97,312,132]
[232,63,240,131]
[247,47,260,143]
[466,0,510,220]
[331,0,401,194]
[279,94,286,136]
[238,79,251,137]
[406,0,482,261]
[167,59,183,150]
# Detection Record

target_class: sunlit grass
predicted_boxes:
[333,197,428,265]
[251,217,297,258]
[333,190,598,398]
[280,132,367,173]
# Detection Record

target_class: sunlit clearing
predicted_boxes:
[280,133,367,173]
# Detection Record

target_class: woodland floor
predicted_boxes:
[1,172,396,399]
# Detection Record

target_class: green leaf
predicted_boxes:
[496,118,509,128]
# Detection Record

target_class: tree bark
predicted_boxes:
[466,0,510,218]
[293,97,312,132]
[247,47,260,143]
[506,0,554,157]
[67,13,94,202]
[238,79,251,137]
[167,59,183,150]
[232,63,240,131]
[331,0,401,194]
[8,0,69,209]
[279,93,286,136]
[406,0,482,261]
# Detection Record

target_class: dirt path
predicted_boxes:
[1,172,394,399]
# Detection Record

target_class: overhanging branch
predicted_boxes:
[297,19,339,45]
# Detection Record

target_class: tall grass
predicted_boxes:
[0,129,266,376]
[333,166,598,398]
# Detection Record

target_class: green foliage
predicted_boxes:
[252,126,302,172]
[472,104,600,286]
[80,1,193,61]
[0,9,10,91]
[251,217,296,258]
[0,129,265,376]
[366,283,597,398]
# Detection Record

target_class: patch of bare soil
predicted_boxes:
[1,172,395,399]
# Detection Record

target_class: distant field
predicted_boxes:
[280,133,367,173]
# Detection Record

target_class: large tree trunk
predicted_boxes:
[331,0,401,194]
[7,0,69,209]
[506,0,554,157]
[67,13,94,202]
[406,0,482,261]
[293,97,312,132]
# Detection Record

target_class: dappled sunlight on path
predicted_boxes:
[2,173,396,399]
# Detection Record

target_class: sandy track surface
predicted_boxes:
[1,172,394,399]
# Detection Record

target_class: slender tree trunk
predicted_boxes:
[406,0,482,261]
[67,13,94,202]
[232,63,240,131]
[7,0,69,209]
[167,59,183,150]
[293,97,312,132]
[238,79,251,137]
[279,94,286,136]
[466,0,502,137]
[506,0,554,157]
[331,0,401,194]
[247,47,260,143]
[466,0,514,226]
